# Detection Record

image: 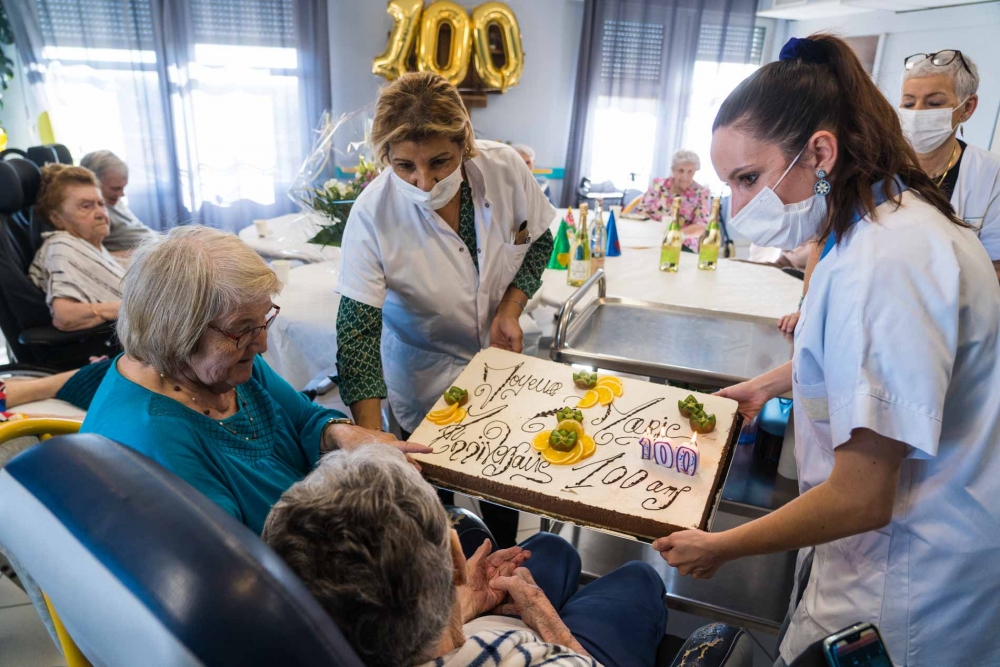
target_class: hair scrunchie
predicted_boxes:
[779,37,826,64]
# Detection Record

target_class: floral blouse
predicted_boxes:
[635,177,712,251]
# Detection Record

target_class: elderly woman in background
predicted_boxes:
[81,226,429,534]
[513,143,554,204]
[632,149,712,251]
[900,49,999,280]
[28,164,124,331]
[264,446,669,667]
[79,150,156,253]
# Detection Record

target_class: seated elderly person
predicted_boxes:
[632,149,711,251]
[28,164,124,331]
[81,226,429,534]
[79,150,157,253]
[264,446,669,667]
[513,143,554,204]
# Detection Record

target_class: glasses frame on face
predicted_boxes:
[209,305,280,350]
[903,50,972,76]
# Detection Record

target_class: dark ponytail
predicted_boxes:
[714,33,962,243]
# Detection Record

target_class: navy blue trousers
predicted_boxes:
[475,532,668,667]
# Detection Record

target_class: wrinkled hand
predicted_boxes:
[490,310,524,353]
[714,379,771,421]
[778,310,800,334]
[459,540,530,621]
[325,424,433,470]
[653,530,728,579]
[490,568,570,642]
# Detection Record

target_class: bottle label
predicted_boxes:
[569,261,591,282]
[660,246,680,266]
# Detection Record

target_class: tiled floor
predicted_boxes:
[0,575,66,667]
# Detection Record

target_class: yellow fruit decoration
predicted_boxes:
[596,376,624,397]
[555,419,583,437]
[542,445,584,465]
[452,407,467,424]
[428,403,458,423]
[595,386,615,406]
[533,431,552,451]
[577,390,599,409]
[579,434,596,458]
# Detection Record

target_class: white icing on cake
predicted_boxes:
[409,348,739,535]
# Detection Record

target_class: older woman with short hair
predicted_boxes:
[28,164,124,331]
[900,49,1000,280]
[264,446,669,667]
[633,149,712,251]
[79,150,156,252]
[81,226,428,534]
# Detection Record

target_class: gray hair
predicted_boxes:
[512,143,535,160]
[117,225,280,377]
[263,447,454,667]
[902,51,980,102]
[79,150,128,180]
[671,149,700,171]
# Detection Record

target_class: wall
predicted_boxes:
[780,3,1000,153]
[0,49,35,149]
[328,0,584,202]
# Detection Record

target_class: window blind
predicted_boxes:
[190,0,294,46]
[697,25,766,65]
[599,20,665,82]
[38,0,154,49]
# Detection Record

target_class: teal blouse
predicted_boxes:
[81,355,346,534]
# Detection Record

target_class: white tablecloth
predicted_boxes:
[264,260,543,391]
[238,212,342,264]
[539,249,803,321]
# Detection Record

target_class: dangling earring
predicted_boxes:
[814,169,831,197]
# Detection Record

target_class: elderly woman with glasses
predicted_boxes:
[631,149,712,251]
[81,226,429,535]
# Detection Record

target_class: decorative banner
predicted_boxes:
[416,1,473,86]
[471,2,524,92]
[547,218,571,270]
[372,1,525,93]
[372,0,423,81]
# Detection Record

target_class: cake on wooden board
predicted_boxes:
[408,348,740,541]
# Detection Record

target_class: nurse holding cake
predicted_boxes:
[652,36,1000,667]
[335,71,555,546]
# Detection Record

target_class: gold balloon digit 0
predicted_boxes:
[472,2,524,92]
[372,0,424,81]
[416,1,473,87]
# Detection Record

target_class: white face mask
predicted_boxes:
[727,146,828,251]
[391,161,464,211]
[898,101,964,155]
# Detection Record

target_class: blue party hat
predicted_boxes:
[605,210,622,257]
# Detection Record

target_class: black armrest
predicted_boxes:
[664,623,753,667]
[18,322,117,347]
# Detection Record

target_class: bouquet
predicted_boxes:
[288,108,377,248]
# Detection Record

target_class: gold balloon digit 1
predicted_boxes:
[416,1,472,87]
[472,2,524,92]
[372,0,424,81]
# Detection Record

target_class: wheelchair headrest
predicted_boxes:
[26,144,73,168]
[0,434,365,667]
[0,161,24,213]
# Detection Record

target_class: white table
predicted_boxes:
[238,212,341,264]
[264,260,543,391]
[539,249,803,322]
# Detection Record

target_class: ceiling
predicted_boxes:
[757,0,988,21]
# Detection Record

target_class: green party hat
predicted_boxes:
[547,218,572,270]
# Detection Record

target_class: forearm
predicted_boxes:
[510,229,553,299]
[349,398,383,431]
[52,299,118,331]
[536,623,590,658]
[754,360,793,399]
[4,370,79,407]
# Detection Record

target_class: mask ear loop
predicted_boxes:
[772,144,808,192]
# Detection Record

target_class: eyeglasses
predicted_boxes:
[209,305,280,350]
[904,50,972,76]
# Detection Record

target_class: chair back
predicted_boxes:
[26,144,73,168]
[0,433,366,667]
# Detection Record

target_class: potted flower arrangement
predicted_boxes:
[305,156,378,247]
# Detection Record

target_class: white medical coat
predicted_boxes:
[952,144,1000,261]
[780,191,1000,666]
[336,141,555,432]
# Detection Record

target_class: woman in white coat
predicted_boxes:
[335,72,555,546]
[653,35,1000,667]
[900,48,1000,281]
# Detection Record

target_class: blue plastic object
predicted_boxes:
[758,397,793,438]
[605,210,621,257]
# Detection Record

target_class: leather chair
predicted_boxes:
[0,434,366,666]
[26,143,73,168]
[0,157,120,370]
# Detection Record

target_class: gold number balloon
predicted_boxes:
[416,1,473,87]
[471,2,524,92]
[372,0,424,81]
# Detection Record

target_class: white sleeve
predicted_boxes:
[335,205,387,309]
[974,179,1000,261]
[823,253,958,458]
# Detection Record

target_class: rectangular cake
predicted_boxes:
[409,348,740,541]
